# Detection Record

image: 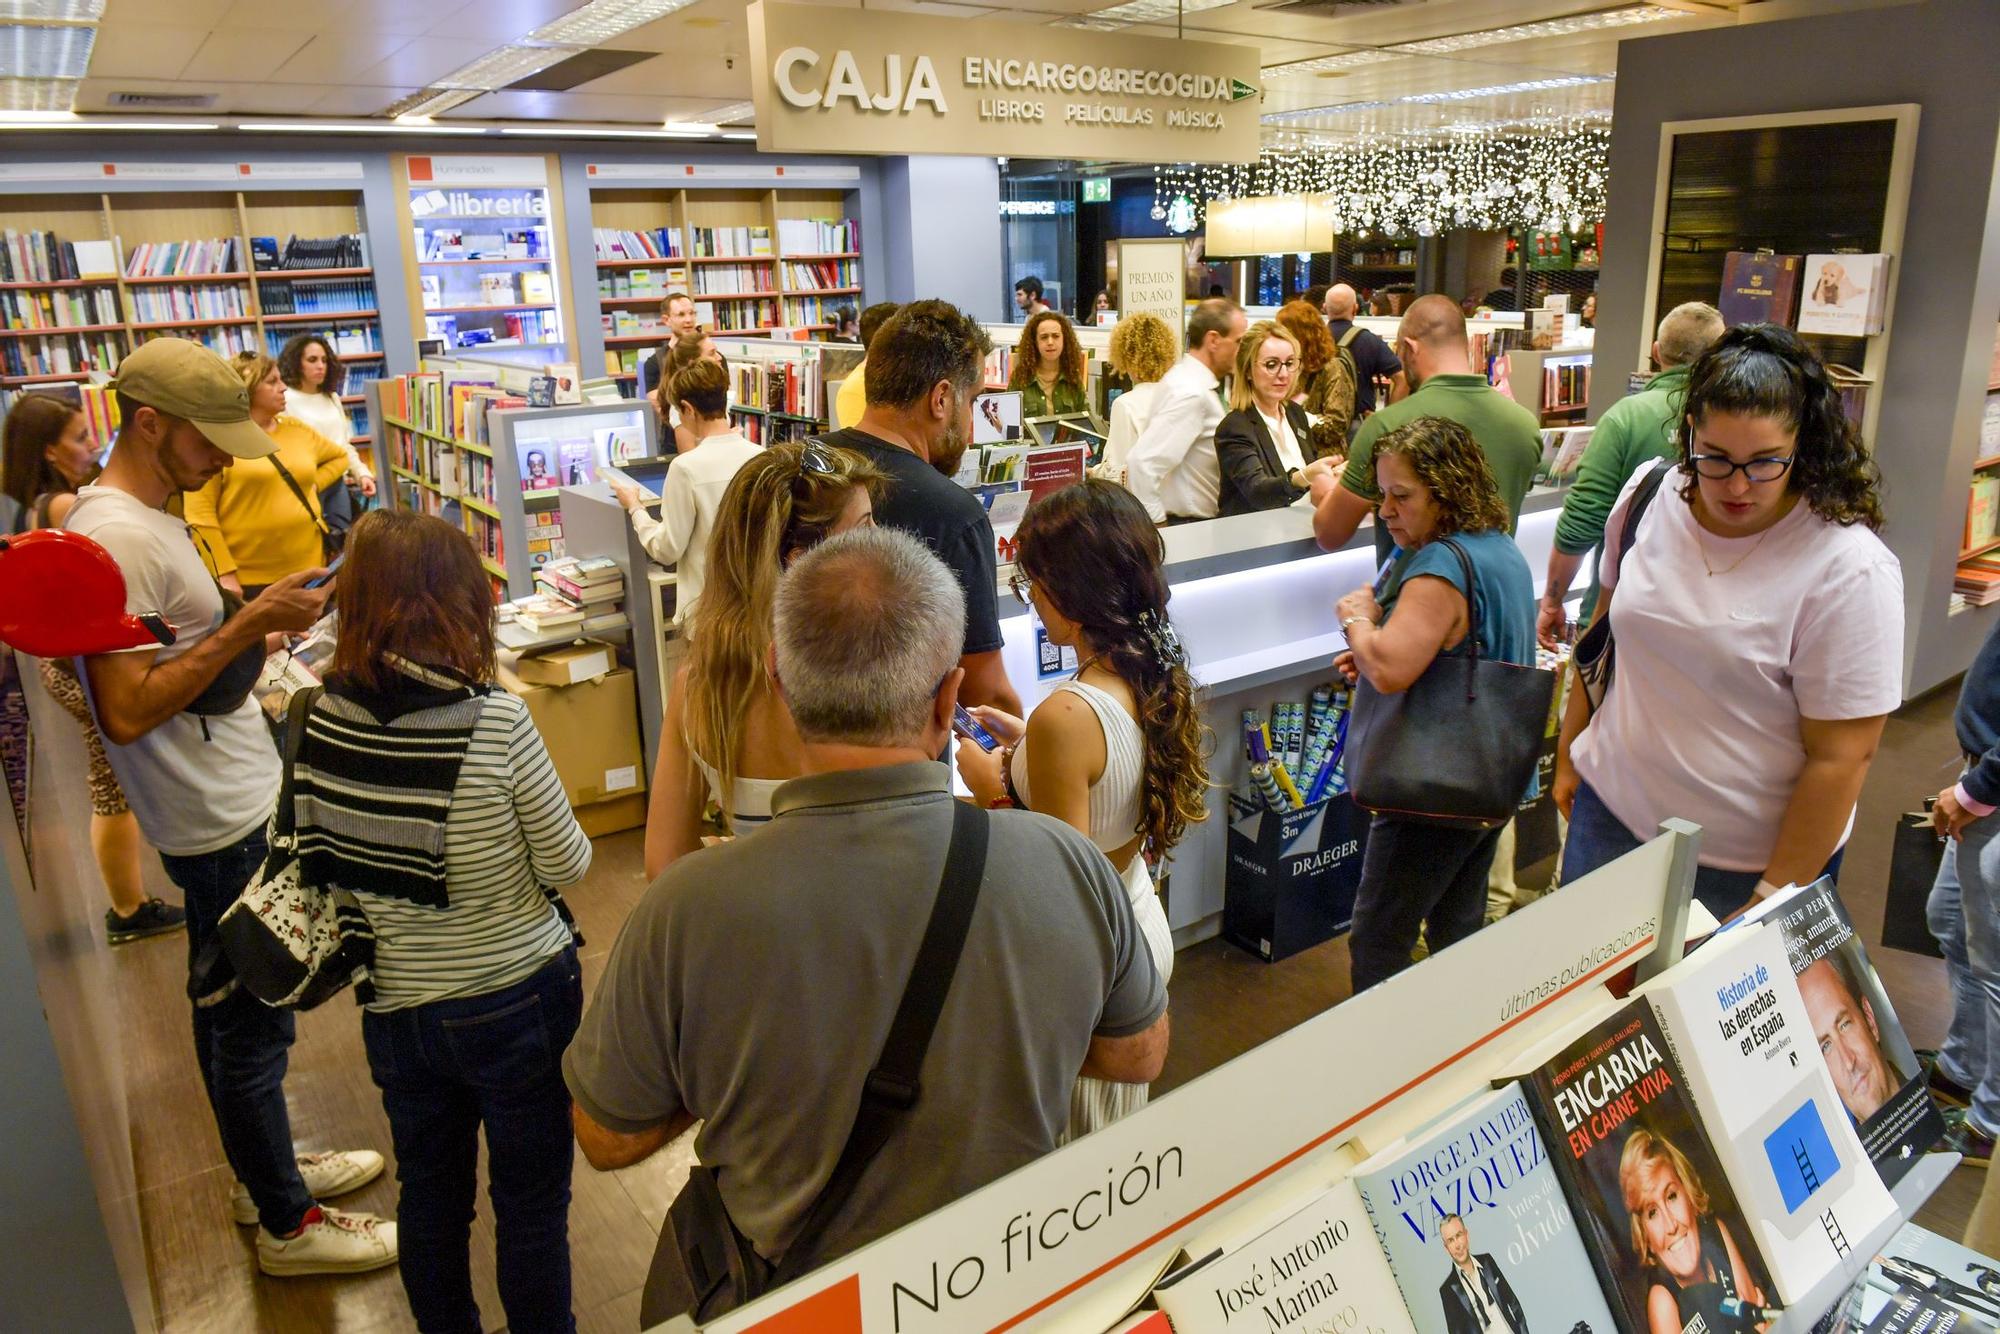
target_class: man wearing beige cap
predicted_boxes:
[68,339,398,1277]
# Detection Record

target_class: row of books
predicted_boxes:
[257,278,376,315]
[781,258,858,291]
[732,412,821,448]
[0,381,119,446]
[592,227,683,261]
[774,217,859,255]
[154,324,259,358]
[689,263,775,295]
[1718,250,1892,337]
[0,229,117,284]
[728,354,826,418]
[779,295,850,329]
[597,269,682,300]
[0,331,120,378]
[1136,877,1942,1334]
[688,224,772,258]
[250,233,369,272]
[603,309,667,339]
[1966,474,2000,551]
[696,297,782,332]
[124,237,243,278]
[129,285,251,323]
[417,226,549,262]
[469,510,504,570]
[424,309,561,347]
[430,271,556,307]
[1542,359,1592,410]
[263,324,381,358]
[1,286,121,331]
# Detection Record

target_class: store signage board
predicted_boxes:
[0,160,363,182]
[407,154,548,187]
[1119,238,1190,338]
[236,162,365,180]
[747,0,1262,164]
[693,830,1690,1334]
[585,162,861,183]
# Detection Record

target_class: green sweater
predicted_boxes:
[1020,378,1088,419]
[1339,373,1540,529]
[1552,364,1690,618]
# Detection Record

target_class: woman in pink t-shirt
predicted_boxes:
[1552,325,1902,919]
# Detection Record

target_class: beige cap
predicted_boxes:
[109,338,276,460]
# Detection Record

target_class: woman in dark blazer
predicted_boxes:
[1216,321,1333,516]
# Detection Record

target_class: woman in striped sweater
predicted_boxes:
[292,509,591,1333]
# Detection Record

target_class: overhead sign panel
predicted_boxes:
[748,0,1261,164]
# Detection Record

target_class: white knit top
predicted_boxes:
[1009,680,1146,857]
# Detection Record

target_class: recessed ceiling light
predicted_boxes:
[1060,0,1231,31]
[237,120,490,134]
[1,23,95,78]
[1262,74,1613,122]
[0,74,76,110]
[432,44,582,92]
[528,0,699,46]
[0,0,103,18]
[1265,51,1398,77]
[1395,6,1682,55]
[386,88,483,119]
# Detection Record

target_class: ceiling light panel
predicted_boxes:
[386,87,484,118]
[1401,75,1611,103]
[528,0,698,46]
[0,74,76,110]
[1265,50,1398,76]
[2,22,93,77]
[1395,5,1681,55]
[433,44,582,91]
[704,100,754,124]
[1061,0,1232,32]
[0,0,100,18]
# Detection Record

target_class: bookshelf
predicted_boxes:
[0,190,385,444]
[587,184,863,394]
[1504,346,1595,426]
[1953,323,2000,613]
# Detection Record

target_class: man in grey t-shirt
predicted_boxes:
[566,527,1168,1314]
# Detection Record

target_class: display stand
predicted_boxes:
[553,484,671,773]
[651,820,1950,1333]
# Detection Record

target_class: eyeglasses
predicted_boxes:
[1009,572,1034,606]
[792,440,840,497]
[1689,453,1795,483]
[1258,358,1298,374]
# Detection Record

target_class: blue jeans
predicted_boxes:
[159,829,316,1235]
[1929,824,2000,1135]
[1560,779,1844,921]
[362,949,584,1334]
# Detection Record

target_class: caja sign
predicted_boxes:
[748,0,1261,164]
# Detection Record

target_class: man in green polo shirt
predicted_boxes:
[1311,294,1540,560]
[1534,300,1724,647]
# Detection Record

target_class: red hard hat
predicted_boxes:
[0,529,177,656]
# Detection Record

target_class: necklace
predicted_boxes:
[1693,510,1774,577]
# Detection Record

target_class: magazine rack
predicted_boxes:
[656,819,1951,1334]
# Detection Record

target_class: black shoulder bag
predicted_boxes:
[265,453,340,564]
[642,800,991,1326]
[1345,537,1557,829]
[1571,458,1674,715]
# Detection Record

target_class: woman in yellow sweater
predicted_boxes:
[185,352,350,596]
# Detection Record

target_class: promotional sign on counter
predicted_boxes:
[1118,238,1191,339]
[747,0,1262,163]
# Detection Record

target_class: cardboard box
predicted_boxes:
[574,792,647,839]
[1222,791,1369,963]
[498,664,646,807]
[515,642,614,688]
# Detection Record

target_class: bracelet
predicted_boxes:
[1340,615,1373,632]
[985,796,1015,810]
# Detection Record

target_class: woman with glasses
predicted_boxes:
[609,358,760,626]
[1553,325,1902,919]
[956,479,1209,1139]
[641,440,884,877]
[1215,321,1335,516]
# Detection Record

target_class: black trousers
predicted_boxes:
[1348,814,1504,994]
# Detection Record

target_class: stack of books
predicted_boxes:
[592,227,682,261]
[1955,556,2000,606]
[513,557,626,636]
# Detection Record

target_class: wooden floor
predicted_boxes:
[114,683,1981,1331]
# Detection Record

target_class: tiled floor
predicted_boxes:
[117,683,1980,1330]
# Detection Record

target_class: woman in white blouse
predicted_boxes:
[1214,321,1335,516]
[1096,312,1177,485]
[278,333,376,496]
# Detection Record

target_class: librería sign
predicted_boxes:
[749,0,1261,163]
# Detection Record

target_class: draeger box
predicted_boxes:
[497,663,646,810]
[1222,790,1369,963]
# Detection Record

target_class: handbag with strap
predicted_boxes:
[641,800,991,1326]
[265,452,340,564]
[1345,537,1556,829]
[1572,458,1675,714]
[1882,802,1945,958]
[189,685,375,1009]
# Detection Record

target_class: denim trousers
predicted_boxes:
[362,949,584,1334]
[158,829,316,1235]
[1560,779,1844,921]
[1349,814,1503,994]
[1928,822,2000,1135]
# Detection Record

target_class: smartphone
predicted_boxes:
[952,703,1000,752]
[305,554,344,589]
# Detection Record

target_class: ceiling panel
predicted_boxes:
[453,87,699,121]
[99,0,235,29]
[311,83,420,114]
[178,28,313,81]
[347,33,499,87]
[271,32,416,85]
[81,21,207,79]
[424,0,580,43]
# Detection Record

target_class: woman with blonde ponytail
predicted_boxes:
[640,440,883,877]
[956,478,1210,1139]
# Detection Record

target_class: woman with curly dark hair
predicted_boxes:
[1008,310,1089,418]
[1333,416,1535,991]
[955,478,1208,1137]
[1554,324,1901,919]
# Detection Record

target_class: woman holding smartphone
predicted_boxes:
[956,479,1207,1138]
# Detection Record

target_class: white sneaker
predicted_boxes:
[256,1204,399,1277]
[231,1150,386,1226]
